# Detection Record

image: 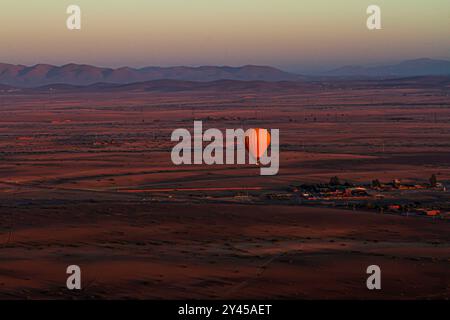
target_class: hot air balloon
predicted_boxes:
[245,128,271,164]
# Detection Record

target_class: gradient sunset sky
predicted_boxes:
[1,0,449,72]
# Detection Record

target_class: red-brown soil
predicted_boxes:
[0,80,449,299]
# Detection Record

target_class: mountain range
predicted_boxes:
[1,76,449,95]
[0,58,449,87]
[325,58,450,78]
[0,63,302,87]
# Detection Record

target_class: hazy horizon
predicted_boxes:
[1,0,449,73]
[2,56,450,75]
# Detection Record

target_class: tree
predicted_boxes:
[372,179,382,188]
[329,176,341,186]
[392,179,401,189]
[429,174,438,188]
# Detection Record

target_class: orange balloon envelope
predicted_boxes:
[245,128,271,162]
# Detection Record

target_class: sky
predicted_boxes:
[0,0,449,73]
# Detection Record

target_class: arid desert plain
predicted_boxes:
[0,77,449,299]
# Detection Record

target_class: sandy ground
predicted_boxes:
[0,81,449,299]
[0,201,449,299]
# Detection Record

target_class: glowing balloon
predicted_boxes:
[245,128,271,163]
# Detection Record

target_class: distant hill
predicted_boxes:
[0,84,12,89]
[0,63,303,87]
[325,58,450,78]
[0,83,16,92]
[3,59,449,87]
[1,75,447,95]
[27,79,315,93]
